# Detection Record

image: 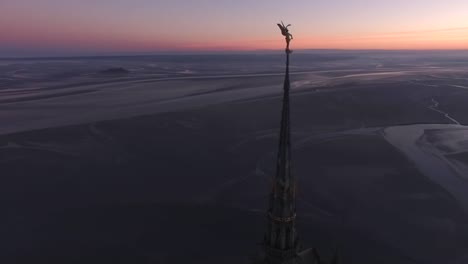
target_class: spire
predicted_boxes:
[258,22,339,264]
[263,22,299,264]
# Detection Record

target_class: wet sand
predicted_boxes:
[3,53,468,263]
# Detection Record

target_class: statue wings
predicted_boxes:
[277,21,292,39]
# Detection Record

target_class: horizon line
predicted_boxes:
[2,48,468,59]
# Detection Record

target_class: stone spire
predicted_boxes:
[258,22,339,264]
[262,22,300,264]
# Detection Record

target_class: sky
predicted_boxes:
[1,0,468,56]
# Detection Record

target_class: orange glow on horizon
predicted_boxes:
[3,23,467,53]
[2,25,468,52]
[1,0,468,55]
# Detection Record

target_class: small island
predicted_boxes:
[99,67,130,75]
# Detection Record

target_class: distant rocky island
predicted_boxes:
[99,67,129,75]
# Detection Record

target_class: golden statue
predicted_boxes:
[277,21,293,53]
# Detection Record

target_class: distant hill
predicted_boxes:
[99,67,129,75]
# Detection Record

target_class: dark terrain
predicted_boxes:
[2,52,468,263]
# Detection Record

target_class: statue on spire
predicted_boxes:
[277,21,293,53]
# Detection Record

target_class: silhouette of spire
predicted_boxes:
[256,22,337,264]
[263,22,299,264]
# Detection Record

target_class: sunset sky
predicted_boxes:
[1,0,468,56]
